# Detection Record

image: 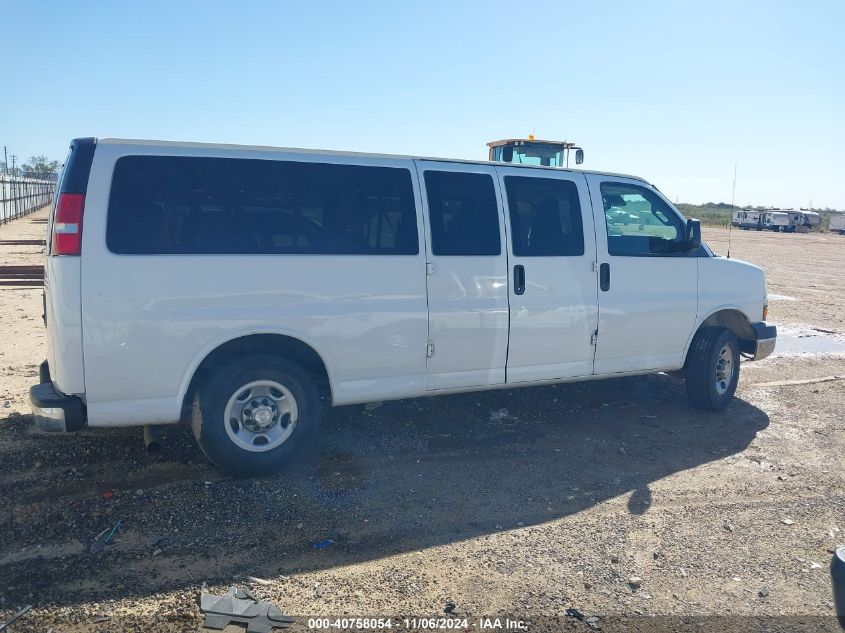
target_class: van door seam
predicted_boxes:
[580,172,600,373]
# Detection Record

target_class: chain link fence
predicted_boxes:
[1,175,57,224]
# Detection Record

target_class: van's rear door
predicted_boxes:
[415,160,509,390]
[44,138,95,396]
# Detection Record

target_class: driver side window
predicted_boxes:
[600,182,686,256]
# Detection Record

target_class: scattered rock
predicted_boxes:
[364,401,384,411]
[444,602,455,614]
[565,608,584,620]
[780,517,795,526]
[586,615,601,630]
[723,519,735,532]
[489,408,511,422]
[758,586,770,598]
[628,576,642,589]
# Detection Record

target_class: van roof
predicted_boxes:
[96,137,650,184]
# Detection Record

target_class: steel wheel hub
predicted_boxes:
[715,344,734,396]
[223,379,298,452]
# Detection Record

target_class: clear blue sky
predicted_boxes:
[2,1,843,208]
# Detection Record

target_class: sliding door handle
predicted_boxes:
[600,263,610,292]
[513,264,525,295]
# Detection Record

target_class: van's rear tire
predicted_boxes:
[191,355,320,476]
[684,327,739,412]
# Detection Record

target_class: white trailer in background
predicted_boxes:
[762,211,790,232]
[732,209,763,230]
[830,214,845,235]
[787,210,821,233]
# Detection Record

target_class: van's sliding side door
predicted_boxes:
[414,161,509,391]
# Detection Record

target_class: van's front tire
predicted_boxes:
[684,327,739,411]
[191,356,320,476]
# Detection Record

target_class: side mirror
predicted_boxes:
[575,148,584,165]
[686,218,702,250]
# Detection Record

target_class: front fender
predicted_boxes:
[682,256,767,363]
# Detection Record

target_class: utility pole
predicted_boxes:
[10,155,16,177]
[3,146,7,175]
[727,164,737,260]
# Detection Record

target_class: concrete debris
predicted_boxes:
[199,585,293,632]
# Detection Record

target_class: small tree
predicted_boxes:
[21,155,61,179]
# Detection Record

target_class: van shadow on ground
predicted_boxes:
[0,372,769,608]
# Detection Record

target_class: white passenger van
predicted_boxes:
[31,138,776,475]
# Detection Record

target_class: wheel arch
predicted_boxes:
[683,307,755,365]
[178,332,334,420]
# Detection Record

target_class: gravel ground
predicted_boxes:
[0,210,843,632]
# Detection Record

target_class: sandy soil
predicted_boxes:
[0,211,843,632]
[705,226,845,332]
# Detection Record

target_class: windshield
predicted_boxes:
[493,142,566,166]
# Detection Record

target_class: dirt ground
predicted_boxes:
[1,210,843,632]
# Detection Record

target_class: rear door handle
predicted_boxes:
[513,264,525,295]
[600,263,610,292]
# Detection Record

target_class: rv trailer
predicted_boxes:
[785,210,821,233]
[762,211,790,232]
[732,209,763,230]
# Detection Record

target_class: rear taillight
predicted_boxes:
[52,193,85,255]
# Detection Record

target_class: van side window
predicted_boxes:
[106,156,419,255]
[424,171,501,256]
[504,176,584,256]
[600,182,686,256]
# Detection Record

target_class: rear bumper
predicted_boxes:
[740,322,777,361]
[30,361,86,432]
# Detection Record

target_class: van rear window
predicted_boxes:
[106,156,419,255]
